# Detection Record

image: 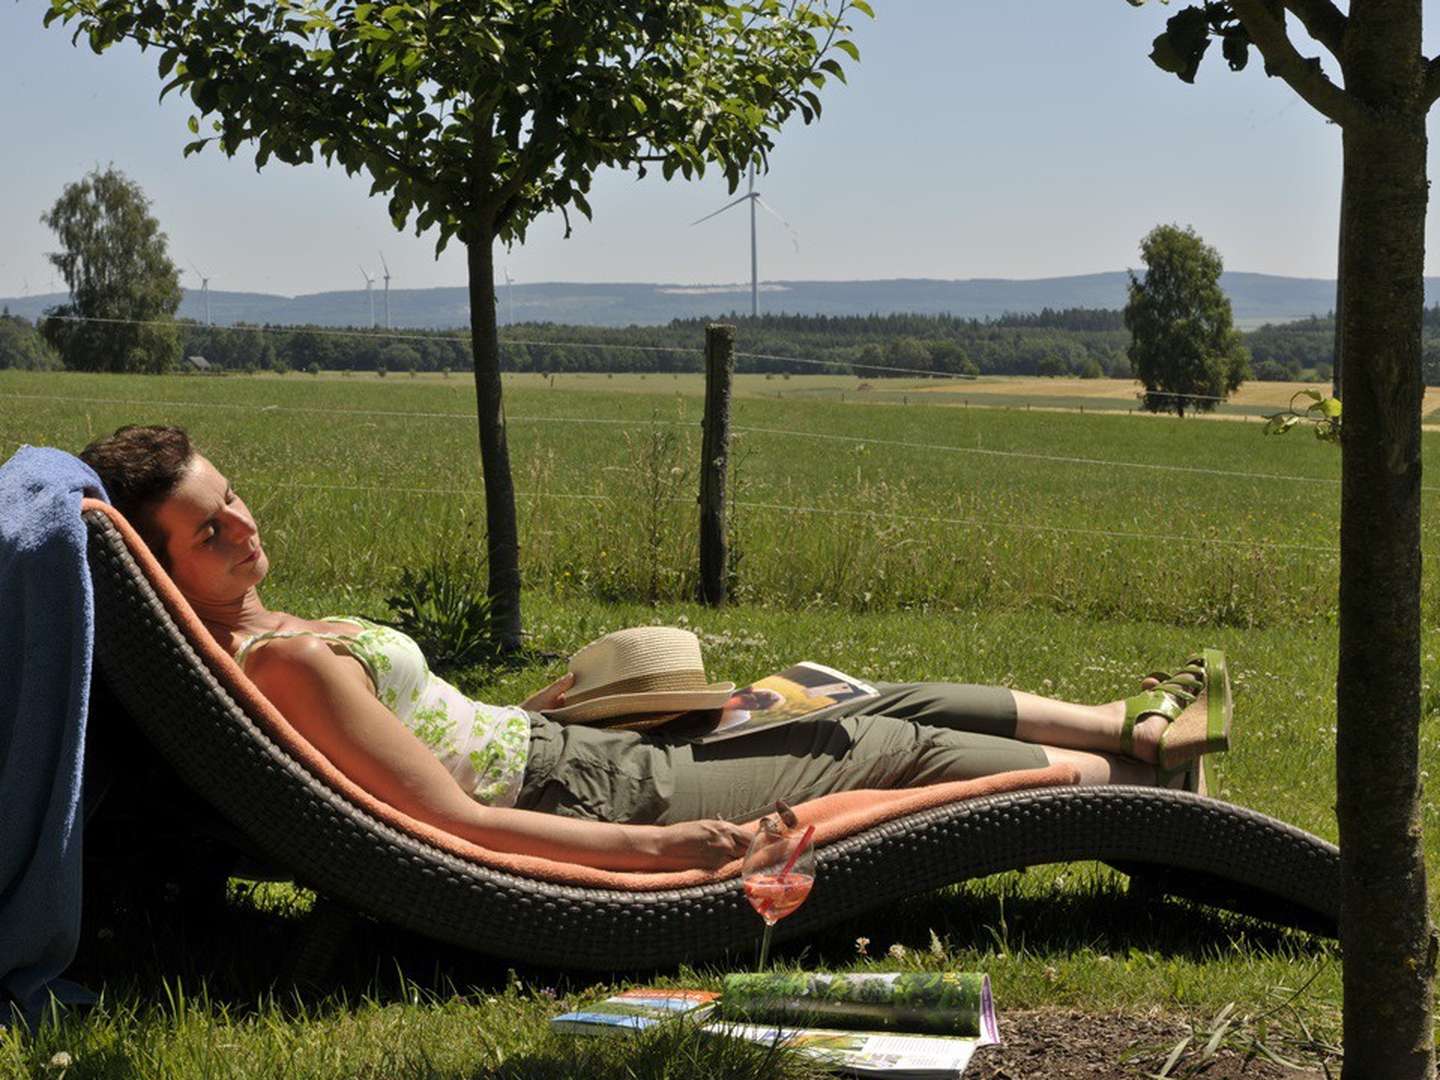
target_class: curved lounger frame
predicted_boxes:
[82,504,1341,969]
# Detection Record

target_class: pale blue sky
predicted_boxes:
[3,1,1439,299]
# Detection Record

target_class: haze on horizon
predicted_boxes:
[6,1,1440,301]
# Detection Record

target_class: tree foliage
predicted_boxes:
[40,166,182,373]
[46,0,864,254]
[0,312,63,370]
[1124,224,1249,416]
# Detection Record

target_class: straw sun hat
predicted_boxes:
[542,626,735,727]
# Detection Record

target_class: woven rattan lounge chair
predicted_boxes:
[81,500,1341,970]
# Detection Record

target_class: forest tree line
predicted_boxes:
[10,304,1440,384]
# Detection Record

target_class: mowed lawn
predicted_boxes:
[4,367,1439,1074]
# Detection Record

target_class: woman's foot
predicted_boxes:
[1122,711,1169,764]
[1117,658,1208,764]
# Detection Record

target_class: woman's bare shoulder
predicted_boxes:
[242,633,343,683]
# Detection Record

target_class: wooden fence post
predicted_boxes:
[699,324,734,606]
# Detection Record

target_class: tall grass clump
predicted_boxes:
[386,550,494,673]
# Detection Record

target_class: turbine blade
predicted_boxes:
[754,196,800,252]
[690,193,754,226]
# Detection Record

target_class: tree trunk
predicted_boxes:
[1336,5,1434,1072]
[465,226,524,653]
[1332,172,1344,400]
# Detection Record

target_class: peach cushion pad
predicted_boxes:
[84,499,1080,891]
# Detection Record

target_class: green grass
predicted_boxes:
[3,368,1402,631]
[0,368,1412,1075]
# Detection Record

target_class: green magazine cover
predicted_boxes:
[715,972,995,1039]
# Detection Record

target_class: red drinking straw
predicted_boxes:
[780,824,815,877]
[758,823,815,917]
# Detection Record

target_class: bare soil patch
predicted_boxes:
[969,1009,1330,1079]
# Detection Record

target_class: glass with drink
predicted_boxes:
[741,809,817,971]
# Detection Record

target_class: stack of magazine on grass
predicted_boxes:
[549,972,999,1079]
[683,662,880,744]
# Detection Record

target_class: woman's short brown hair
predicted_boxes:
[80,425,196,563]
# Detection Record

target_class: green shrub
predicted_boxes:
[386,553,495,673]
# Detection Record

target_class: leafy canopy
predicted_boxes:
[41,165,182,373]
[47,0,870,250]
[0,314,63,371]
[1130,0,1253,84]
[1124,223,1250,416]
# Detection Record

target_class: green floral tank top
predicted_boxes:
[235,616,530,807]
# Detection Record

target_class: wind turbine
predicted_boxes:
[359,264,376,328]
[690,163,799,318]
[189,261,213,326]
[504,267,515,326]
[378,250,392,329]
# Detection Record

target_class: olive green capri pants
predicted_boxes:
[514,682,1048,825]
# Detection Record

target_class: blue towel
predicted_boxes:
[0,446,107,1030]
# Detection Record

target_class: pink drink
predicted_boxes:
[743,872,815,924]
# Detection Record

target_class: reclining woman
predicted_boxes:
[80,425,1231,874]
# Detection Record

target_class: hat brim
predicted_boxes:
[542,682,736,723]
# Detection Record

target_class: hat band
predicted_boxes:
[567,669,714,705]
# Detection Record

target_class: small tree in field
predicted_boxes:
[41,166,182,374]
[46,0,866,652]
[1129,2,1438,1074]
[1125,224,1248,417]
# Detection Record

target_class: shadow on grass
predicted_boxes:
[68,860,1333,1021]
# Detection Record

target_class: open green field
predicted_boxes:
[5,368,1437,1074]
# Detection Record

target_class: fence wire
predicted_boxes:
[263,481,1341,555]
[1,390,1384,492]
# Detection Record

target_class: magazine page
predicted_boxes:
[714,1021,982,1079]
[549,988,719,1036]
[687,662,879,745]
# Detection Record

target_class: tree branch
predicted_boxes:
[1230,0,1367,127]
[1279,0,1346,58]
[1425,56,1440,108]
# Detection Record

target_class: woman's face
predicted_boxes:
[150,454,269,603]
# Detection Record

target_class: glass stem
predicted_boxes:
[757,922,775,971]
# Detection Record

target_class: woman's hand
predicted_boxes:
[652,819,753,870]
[519,671,576,712]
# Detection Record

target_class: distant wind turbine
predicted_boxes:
[690,163,798,318]
[504,267,515,326]
[378,250,392,329]
[189,261,213,326]
[359,264,376,328]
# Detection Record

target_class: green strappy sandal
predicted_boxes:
[1155,647,1231,771]
[1157,754,1207,796]
[1119,657,1208,759]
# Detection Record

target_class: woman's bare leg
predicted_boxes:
[1038,744,1168,786]
[1011,685,1166,764]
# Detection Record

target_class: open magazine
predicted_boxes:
[683,661,879,745]
[549,972,998,1079]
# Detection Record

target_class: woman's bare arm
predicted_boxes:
[243,637,750,871]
